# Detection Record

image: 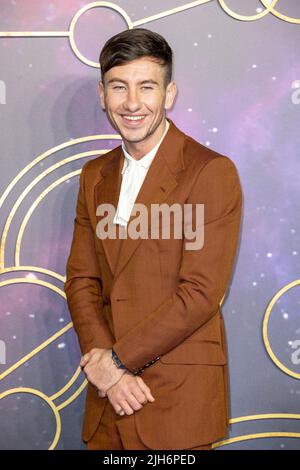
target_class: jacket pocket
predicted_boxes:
[160,340,227,365]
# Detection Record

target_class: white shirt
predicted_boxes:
[113,119,170,227]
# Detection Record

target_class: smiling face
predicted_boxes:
[98,56,177,158]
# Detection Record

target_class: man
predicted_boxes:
[64,28,243,450]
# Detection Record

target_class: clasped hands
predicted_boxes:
[80,348,155,416]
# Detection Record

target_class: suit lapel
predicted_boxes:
[94,148,124,274]
[94,119,186,280]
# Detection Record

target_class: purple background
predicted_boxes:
[0,0,300,449]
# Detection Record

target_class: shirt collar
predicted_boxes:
[121,119,170,174]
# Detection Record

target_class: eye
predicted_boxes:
[113,86,126,90]
[141,86,153,90]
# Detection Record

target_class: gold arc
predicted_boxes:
[230,413,300,424]
[132,0,213,27]
[213,432,300,448]
[68,1,215,67]
[0,149,110,270]
[0,387,61,450]
[0,280,85,397]
[1,1,299,69]
[0,138,120,449]
[0,134,120,209]
[0,278,87,418]
[260,0,300,24]
[0,321,72,378]
[15,170,81,267]
[2,266,66,283]
[56,379,87,411]
[216,411,300,448]
[219,0,300,24]
[0,277,69,381]
[50,367,83,401]
[0,279,87,449]
[219,414,300,448]
[263,279,300,380]
[12,146,113,268]
[218,0,278,22]
[0,31,69,37]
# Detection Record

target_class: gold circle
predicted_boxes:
[0,387,61,450]
[69,1,133,68]
[263,279,300,380]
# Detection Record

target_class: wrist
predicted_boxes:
[111,349,127,370]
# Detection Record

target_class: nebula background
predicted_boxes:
[0,0,300,450]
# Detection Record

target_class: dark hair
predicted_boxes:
[99,28,173,87]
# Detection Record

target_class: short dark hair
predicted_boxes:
[99,28,173,87]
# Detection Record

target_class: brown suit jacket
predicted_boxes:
[64,118,243,449]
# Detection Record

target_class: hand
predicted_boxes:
[80,348,125,394]
[102,371,155,416]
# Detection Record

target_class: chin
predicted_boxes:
[121,127,149,139]
[122,133,147,144]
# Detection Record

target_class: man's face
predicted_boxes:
[98,56,177,147]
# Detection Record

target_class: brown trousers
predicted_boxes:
[86,400,212,450]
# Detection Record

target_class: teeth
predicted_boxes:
[123,115,145,121]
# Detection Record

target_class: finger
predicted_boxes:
[111,400,126,416]
[105,386,126,414]
[108,399,123,415]
[136,376,155,402]
[129,383,148,405]
[115,405,125,416]
[118,399,135,416]
[80,353,90,367]
[125,393,144,411]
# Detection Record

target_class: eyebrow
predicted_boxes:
[107,78,159,86]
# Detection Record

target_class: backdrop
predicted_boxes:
[0,0,300,450]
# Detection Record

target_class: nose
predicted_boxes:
[124,88,141,112]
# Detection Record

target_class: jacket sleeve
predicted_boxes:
[112,156,243,373]
[64,161,114,355]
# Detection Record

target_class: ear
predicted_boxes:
[98,80,106,111]
[164,81,177,111]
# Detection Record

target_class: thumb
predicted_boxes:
[80,353,90,367]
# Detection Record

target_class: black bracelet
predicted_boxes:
[132,356,160,375]
[111,349,126,369]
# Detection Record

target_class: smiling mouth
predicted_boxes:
[121,115,147,126]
